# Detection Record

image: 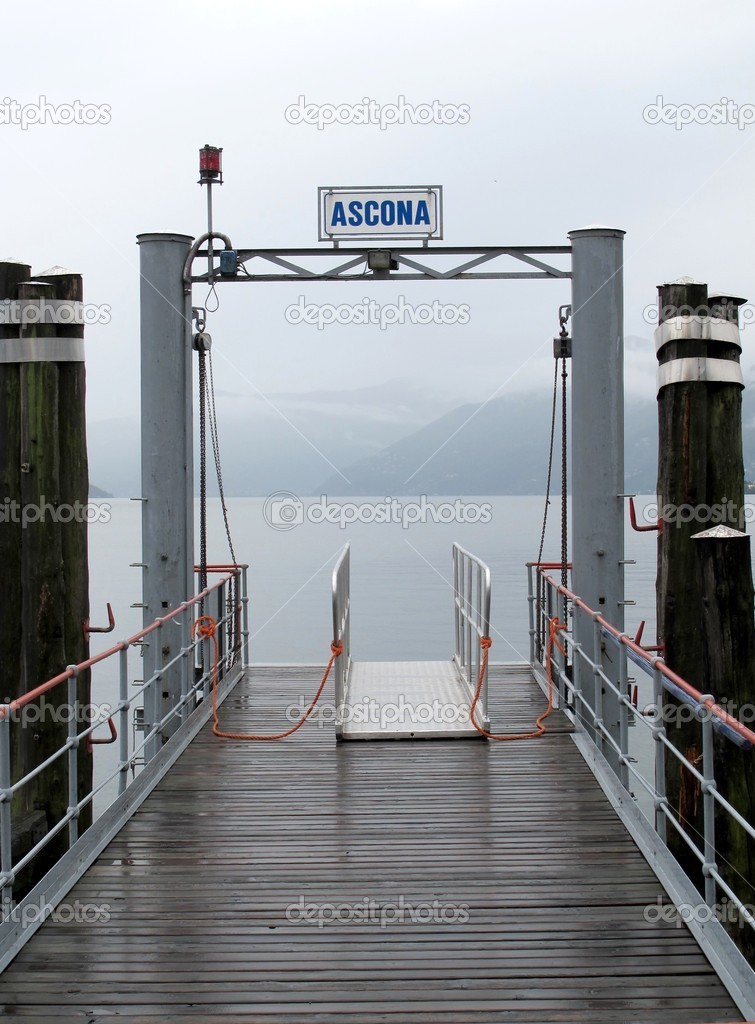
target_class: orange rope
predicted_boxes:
[469,617,565,740]
[192,615,342,741]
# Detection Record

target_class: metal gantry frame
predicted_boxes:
[139,225,626,763]
[190,244,572,284]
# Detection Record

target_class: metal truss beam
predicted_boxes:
[190,245,572,284]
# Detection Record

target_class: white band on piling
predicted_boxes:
[654,315,741,354]
[0,337,85,363]
[657,356,743,392]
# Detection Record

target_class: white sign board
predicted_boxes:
[318,186,442,241]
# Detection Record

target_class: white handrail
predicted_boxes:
[331,544,351,737]
[452,543,491,727]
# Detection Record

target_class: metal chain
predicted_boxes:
[561,353,569,594]
[207,349,237,566]
[536,359,560,659]
[206,348,239,661]
[198,349,208,600]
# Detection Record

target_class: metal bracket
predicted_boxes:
[624,495,663,535]
[83,603,115,642]
[86,716,117,754]
[634,621,664,654]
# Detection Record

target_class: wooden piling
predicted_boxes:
[656,279,755,944]
[0,264,92,887]
[37,269,92,833]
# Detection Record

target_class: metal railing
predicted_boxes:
[452,543,491,728]
[528,562,755,938]
[0,565,249,920]
[332,544,351,737]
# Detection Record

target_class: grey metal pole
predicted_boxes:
[137,232,194,755]
[568,226,625,771]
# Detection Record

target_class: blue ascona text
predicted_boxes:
[329,199,431,230]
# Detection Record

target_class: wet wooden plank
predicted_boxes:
[0,664,744,1023]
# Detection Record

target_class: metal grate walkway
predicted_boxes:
[341,660,484,740]
[0,664,742,1023]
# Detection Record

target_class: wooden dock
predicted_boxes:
[0,664,742,1022]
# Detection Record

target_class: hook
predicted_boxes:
[83,602,115,642]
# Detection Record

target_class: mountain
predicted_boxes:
[315,392,658,496]
[316,389,755,496]
[86,378,470,498]
[87,377,755,499]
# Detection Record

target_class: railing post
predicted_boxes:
[332,545,350,737]
[652,666,668,843]
[458,552,466,672]
[545,581,554,660]
[465,557,473,684]
[180,605,190,722]
[526,563,536,666]
[345,550,351,669]
[700,699,717,908]
[556,609,568,706]
[241,565,250,668]
[592,614,604,755]
[454,546,461,665]
[0,706,13,910]
[618,641,630,790]
[144,632,162,764]
[214,582,225,678]
[118,647,129,796]
[157,619,168,732]
[475,563,483,693]
[66,670,79,848]
[201,617,211,702]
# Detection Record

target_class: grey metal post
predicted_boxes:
[137,233,194,754]
[66,672,79,848]
[0,708,13,909]
[568,226,625,771]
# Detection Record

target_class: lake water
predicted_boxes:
[89,494,662,666]
[85,495,754,818]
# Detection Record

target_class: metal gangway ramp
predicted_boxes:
[332,544,491,740]
[0,560,753,1022]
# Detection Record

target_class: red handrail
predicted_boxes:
[0,567,243,720]
[538,569,755,747]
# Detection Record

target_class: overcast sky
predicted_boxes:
[4,0,755,424]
